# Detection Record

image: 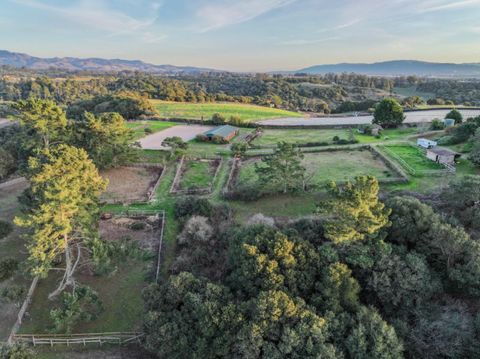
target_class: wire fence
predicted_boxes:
[12,332,144,347]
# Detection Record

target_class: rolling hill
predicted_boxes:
[0,50,217,74]
[296,60,480,78]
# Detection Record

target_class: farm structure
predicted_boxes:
[204,125,239,142]
[426,147,460,165]
[417,138,438,149]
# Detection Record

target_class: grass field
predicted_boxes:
[126,120,177,140]
[252,129,351,147]
[151,100,303,123]
[179,160,214,190]
[355,127,421,143]
[381,145,444,173]
[238,150,396,188]
[19,258,149,334]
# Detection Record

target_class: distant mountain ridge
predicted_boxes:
[0,50,217,74]
[296,60,480,78]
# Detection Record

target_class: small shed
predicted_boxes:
[204,125,239,142]
[417,138,438,149]
[426,147,460,165]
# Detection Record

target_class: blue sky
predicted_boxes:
[1,0,479,71]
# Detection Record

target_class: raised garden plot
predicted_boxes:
[380,145,445,175]
[171,157,222,195]
[251,129,351,148]
[18,213,164,335]
[232,149,400,191]
[101,165,163,204]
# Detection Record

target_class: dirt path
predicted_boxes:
[139,125,214,150]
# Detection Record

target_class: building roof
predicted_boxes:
[427,147,459,156]
[204,125,239,137]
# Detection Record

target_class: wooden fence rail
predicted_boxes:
[12,332,144,347]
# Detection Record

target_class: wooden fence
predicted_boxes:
[12,332,144,346]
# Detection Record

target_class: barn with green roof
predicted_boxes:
[203,125,239,142]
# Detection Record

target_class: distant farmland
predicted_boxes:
[151,100,303,122]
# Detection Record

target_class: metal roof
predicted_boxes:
[204,125,239,137]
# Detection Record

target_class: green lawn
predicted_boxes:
[381,145,444,173]
[355,127,420,144]
[19,258,149,334]
[179,160,214,190]
[238,150,397,188]
[252,129,350,147]
[126,120,177,140]
[151,100,303,123]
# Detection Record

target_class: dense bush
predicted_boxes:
[0,285,26,304]
[445,109,463,124]
[430,119,445,130]
[0,258,19,281]
[0,343,35,359]
[50,285,104,334]
[174,196,213,219]
[0,220,13,240]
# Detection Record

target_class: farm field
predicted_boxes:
[381,144,444,173]
[151,100,303,122]
[237,150,397,188]
[101,166,163,203]
[126,120,177,140]
[177,159,218,191]
[252,128,351,147]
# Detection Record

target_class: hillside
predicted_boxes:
[297,60,480,78]
[0,50,216,74]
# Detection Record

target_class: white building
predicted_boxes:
[417,138,437,149]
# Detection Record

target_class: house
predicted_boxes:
[417,138,437,149]
[204,125,239,142]
[426,147,460,165]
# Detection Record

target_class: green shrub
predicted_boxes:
[0,285,26,304]
[211,113,226,125]
[0,343,35,359]
[130,221,146,231]
[196,134,208,142]
[175,196,213,219]
[144,127,153,134]
[0,258,19,281]
[430,119,445,130]
[0,220,13,240]
[333,135,340,142]
[50,285,104,334]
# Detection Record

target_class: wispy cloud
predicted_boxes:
[196,0,298,32]
[416,0,480,13]
[11,0,166,42]
[280,36,341,46]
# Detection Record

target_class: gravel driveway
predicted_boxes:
[257,109,480,127]
[139,125,214,150]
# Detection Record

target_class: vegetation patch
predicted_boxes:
[230,149,399,196]
[19,214,163,334]
[171,157,222,195]
[251,128,352,148]
[380,144,445,175]
[151,100,302,123]
[125,120,178,140]
[101,165,164,204]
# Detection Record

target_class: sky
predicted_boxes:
[1,0,479,71]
